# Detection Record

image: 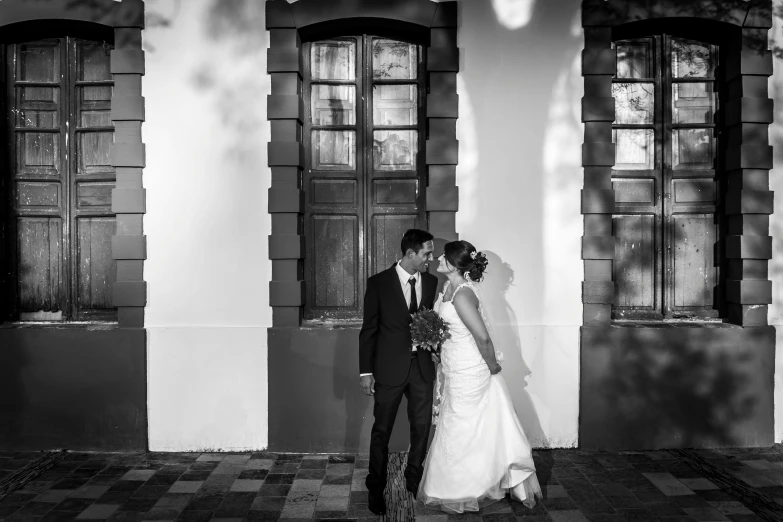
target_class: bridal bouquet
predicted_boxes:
[410,308,451,353]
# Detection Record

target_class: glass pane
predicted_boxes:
[373,130,417,171]
[83,86,113,102]
[673,129,714,169]
[672,82,716,124]
[16,110,59,128]
[78,42,112,81]
[672,38,713,78]
[311,41,355,80]
[312,130,356,170]
[19,43,59,82]
[613,129,654,170]
[613,82,653,124]
[81,111,112,127]
[311,85,356,125]
[373,85,417,126]
[616,41,651,79]
[372,39,417,80]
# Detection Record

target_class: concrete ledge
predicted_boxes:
[582,97,615,122]
[727,279,772,304]
[427,93,458,118]
[726,189,774,215]
[118,306,145,328]
[426,186,458,211]
[427,47,459,72]
[111,188,145,214]
[583,303,611,326]
[112,235,146,260]
[267,50,301,73]
[582,189,615,214]
[110,50,145,75]
[582,142,615,167]
[582,48,615,76]
[270,281,305,307]
[268,95,303,121]
[269,235,305,260]
[268,142,305,167]
[113,281,147,307]
[726,98,773,125]
[268,188,305,213]
[725,235,772,259]
[582,236,615,260]
[113,142,146,168]
[426,139,458,165]
[110,95,145,122]
[726,144,773,170]
[583,281,614,304]
[266,0,296,28]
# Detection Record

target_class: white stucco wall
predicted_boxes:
[455,0,583,447]
[769,0,783,444]
[143,0,271,451]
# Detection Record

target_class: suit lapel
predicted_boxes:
[387,264,409,313]
[420,274,436,310]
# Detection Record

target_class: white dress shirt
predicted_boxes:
[360,262,421,377]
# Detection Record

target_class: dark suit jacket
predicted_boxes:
[359,264,438,386]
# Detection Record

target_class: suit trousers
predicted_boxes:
[366,354,433,494]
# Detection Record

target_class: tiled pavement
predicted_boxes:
[2,447,783,522]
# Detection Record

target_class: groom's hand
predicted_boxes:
[489,363,502,375]
[360,375,375,396]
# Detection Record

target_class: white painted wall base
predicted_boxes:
[147,327,268,452]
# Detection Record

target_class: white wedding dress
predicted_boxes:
[418,281,542,514]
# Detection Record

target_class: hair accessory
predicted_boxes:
[470,251,477,259]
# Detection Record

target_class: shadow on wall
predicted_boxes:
[480,250,547,445]
[581,326,769,449]
[456,0,581,326]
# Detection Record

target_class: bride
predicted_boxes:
[418,240,542,513]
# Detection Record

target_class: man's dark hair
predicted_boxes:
[400,229,434,256]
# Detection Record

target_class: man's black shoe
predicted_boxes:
[406,481,419,500]
[368,490,386,515]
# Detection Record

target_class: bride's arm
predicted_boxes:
[452,290,501,374]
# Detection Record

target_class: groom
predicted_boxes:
[359,229,438,515]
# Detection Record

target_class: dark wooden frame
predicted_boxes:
[301,35,427,321]
[582,0,773,327]
[266,0,459,327]
[611,35,722,321]
[0,0,146,328]
[3,36,117,322]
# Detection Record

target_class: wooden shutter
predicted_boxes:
[612,38,662,319]
[70,39,116,320]
[612,35,719,320]
[367,38,425,277]
[10,39,67,320]
[6,37,115,322]
[303,36,426,321]
[664,37,719,318]
[305,38,364,319]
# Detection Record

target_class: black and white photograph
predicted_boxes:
[2,0,783,520]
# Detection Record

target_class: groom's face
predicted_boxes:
[410,240,434,273]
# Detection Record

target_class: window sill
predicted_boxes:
[300,319,363,330]
[610,319,738,329]
[0,321,119,331]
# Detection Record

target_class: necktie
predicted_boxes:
[408,276,417,315]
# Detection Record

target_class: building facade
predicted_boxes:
[0,0,781,453]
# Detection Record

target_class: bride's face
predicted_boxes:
[436,254,454,274]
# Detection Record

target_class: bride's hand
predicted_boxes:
[488,363,501,375]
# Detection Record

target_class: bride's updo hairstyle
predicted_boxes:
[444,240,488,282]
